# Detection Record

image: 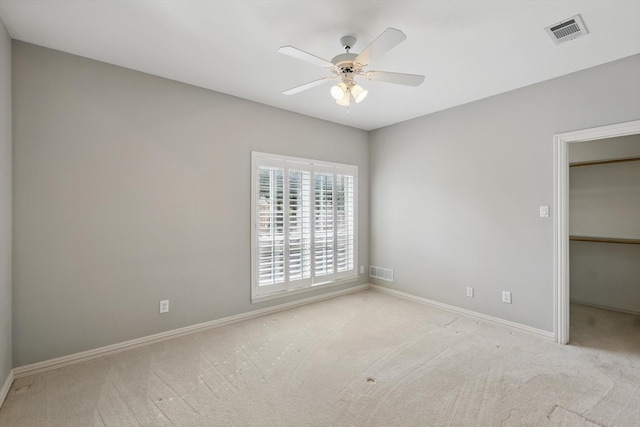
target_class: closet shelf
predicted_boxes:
[570,235,640,245]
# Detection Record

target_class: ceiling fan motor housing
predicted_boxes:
[333,36,361,76]
[331,52,360,75]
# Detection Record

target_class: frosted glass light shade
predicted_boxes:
[335,91,351,106]
[330,82,347,100]
[350,84,368,103]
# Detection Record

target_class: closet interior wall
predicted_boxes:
[569,135,640,314]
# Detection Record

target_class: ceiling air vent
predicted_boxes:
[545,14,588,45]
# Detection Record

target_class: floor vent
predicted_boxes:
[545,14,588,45]
[369,266,394,282]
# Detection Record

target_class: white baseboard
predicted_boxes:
[571,299,640,316]
[12,283,555,380]
[13,284,369,379]
[370,285,554,340]
[0,369,13,410]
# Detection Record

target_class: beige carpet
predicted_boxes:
[1,290,639,426]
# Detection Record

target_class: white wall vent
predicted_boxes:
[369,265,394,282]
[545,14,589,45]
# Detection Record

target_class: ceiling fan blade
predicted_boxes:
[278,46,334,68]
[282,76,337,95]
[354,28,407,66]
[363,71,425,86]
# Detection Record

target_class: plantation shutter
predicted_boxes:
[313,170,335,278]
[252,153,357,300]
[257,163,286,293]
[336,171,355,275]
[287,167,312,288]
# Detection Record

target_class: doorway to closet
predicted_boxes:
[554,120,640,344]
[567,134,640,351]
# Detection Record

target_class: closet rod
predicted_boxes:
[570,156,640,167]
[570,235,640,245]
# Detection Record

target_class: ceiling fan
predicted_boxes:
[278,28,425,107]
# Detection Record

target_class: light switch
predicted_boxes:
[539,206,549,218]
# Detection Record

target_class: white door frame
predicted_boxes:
[553,119,640,344]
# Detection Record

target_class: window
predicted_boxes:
[251,152,357,302]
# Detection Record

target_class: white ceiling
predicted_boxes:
[0,1,639,131]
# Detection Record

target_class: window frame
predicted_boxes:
[251,151,358,303]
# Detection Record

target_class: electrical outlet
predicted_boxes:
[159,300,169,313]
[502,291,512,304]
[360,265,365,274]
[466,287,474,297]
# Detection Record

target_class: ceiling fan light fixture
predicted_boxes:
[330,82,347,100]
[350,84,368,103]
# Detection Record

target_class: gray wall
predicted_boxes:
[570,242,640,314]
[369,54,640,332]
[0,19,12,385]
[12,42,369,366]
[570,161,640,239]
[569,134,640,164]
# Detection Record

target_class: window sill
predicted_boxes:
[251,276,360,304]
